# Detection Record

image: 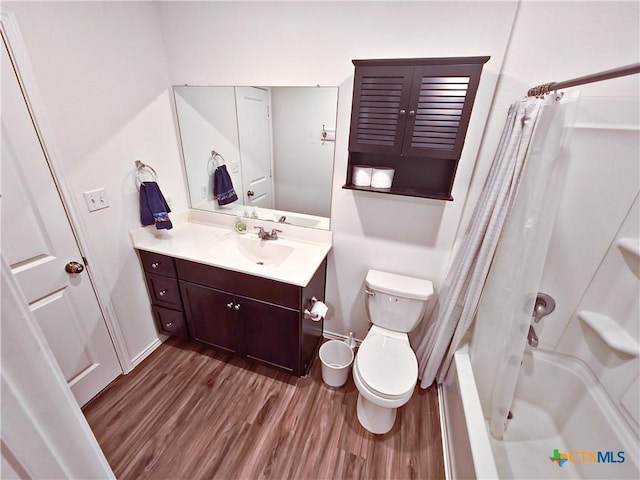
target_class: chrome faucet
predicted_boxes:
[527,325,539,348]
[254,226,282,240]
[278,215,287,223]
[527,292,555,348]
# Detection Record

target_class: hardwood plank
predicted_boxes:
[83,338,445,479]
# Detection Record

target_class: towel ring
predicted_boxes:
[135,160,158,190]
[208,150,226,175]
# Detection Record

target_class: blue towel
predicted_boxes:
[139,181,173,230]
[213,164,238,205]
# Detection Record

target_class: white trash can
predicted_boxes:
[319,340,354,387]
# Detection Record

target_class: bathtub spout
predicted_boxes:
[527,325,539,348]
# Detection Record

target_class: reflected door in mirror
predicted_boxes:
[236,87,273,209]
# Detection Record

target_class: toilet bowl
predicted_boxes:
[353,326,418,433]
[353,269,434,434]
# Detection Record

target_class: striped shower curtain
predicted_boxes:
[414,91,578,420]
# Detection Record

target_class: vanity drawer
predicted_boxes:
[144,273,182,310]
[152,305,188,339]
[138,250,177,278]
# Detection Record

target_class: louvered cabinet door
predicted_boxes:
[345,57,489,200]
[401,64,483,159]
[348,65,414,154]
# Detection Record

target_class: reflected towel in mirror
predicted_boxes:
[213,164,238,205]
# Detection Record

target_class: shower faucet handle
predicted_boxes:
[532,293,556,323]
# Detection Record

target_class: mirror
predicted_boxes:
[173,85,338,230]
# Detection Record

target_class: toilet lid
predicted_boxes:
[357,332,418,398]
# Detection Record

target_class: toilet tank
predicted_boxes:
[365,270,435,333]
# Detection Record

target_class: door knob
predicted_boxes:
[65,261,85,274]
[247,190,255,197]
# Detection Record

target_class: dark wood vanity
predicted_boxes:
[344,56,490,200]
[138,249,326,377]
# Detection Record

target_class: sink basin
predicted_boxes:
[234,236,294,266]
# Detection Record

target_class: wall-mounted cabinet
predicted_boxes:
[344,56,489,200]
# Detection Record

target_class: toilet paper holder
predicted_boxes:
[304,296,326,322]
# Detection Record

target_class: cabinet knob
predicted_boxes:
[399,109,406,115]
[227,302,234,309]
[409,110,415,115]
[165,322,173,328]
[151,262,160,269]
[158,289,168,296]
[234,304,241,311]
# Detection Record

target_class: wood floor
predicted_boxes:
[83,338,445,480]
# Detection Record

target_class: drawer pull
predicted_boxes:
[165,322,173,328]
[151,262,160,269]
[227,302,234,309]
[158,289,168,297]
[234,304,241,311]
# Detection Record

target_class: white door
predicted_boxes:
[1,39,121,407]
[235,86,274,209]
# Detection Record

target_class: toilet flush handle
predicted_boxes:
[364,287,376,297]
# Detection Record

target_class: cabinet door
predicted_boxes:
[180,281,238,353]
[401,64,483,159]
[348,65,414,155]
[239,296,300,374]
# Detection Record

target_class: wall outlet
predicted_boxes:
[83,188,109,212]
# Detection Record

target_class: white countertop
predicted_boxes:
[130,209,332,287]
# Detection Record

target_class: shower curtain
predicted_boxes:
[414,96,544,387]
[471,92,578,439]
[414,92,578,397]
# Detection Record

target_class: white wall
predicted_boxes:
[157,0,520,339]
[6,1,188,364]
[271,86,337,217]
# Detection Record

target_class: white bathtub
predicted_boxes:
[441,345,639,479]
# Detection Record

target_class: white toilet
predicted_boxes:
[352,269,434,434]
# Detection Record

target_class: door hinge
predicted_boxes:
[82,256,88,266]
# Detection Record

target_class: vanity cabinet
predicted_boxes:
[139,250,189,340]
[136,249,326,377]
[180,282,300,372]
[345,56,489,200]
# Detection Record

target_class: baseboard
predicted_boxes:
[323,330,361,347]
[129,336,165,371]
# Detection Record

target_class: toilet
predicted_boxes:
[353,269,434,434]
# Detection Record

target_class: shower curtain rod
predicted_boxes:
[527,62,640,97]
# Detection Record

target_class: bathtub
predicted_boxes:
[441,345,639,479]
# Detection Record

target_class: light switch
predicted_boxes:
[83,188,109,212]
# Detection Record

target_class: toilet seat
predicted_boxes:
[356,329,418,399]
